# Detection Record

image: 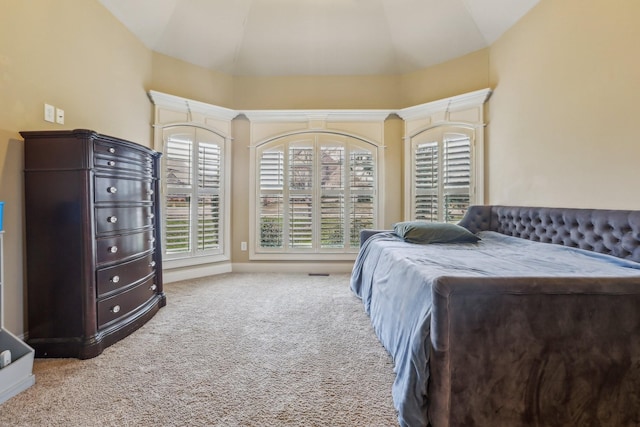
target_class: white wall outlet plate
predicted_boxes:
[56,108,65,124]
[44,104,55,123]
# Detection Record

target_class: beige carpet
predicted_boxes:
[0,273,398,426]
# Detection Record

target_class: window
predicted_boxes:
[254,133,378,258]
[162,125,227,262]
[409,126,476,223]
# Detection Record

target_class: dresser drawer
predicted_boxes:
[97,275,159,329]
[94,176,155,204]
[94,140,154,168]
[96,229,155,266]
[96,253,157,297]
[94,154,154,178]
[95,206,155,235]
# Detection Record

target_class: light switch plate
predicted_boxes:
[44,104,55,122]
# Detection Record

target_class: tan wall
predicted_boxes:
[401,49,490,107]
[0,0,154,335]
[151,53,234,107]
[487,0,640,209]
[230,117,251,263]
[233,75,403,110]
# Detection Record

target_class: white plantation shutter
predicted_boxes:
[197,142,222,250]
[166,135,192,187]
[256,134,378,254]
[414,141,439,221]
[259,148,284,248]
[165,194,191,254]
[410,128,474,223]
[289,195,313,248]
[349,148,375,247]
[443,135,470,188]
[163,126,225,258]
[321,146,344,249]
[165,133,193,254]
[288,145,314,249]
[443,133,471,222]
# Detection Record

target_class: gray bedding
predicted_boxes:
[350,230,640,427]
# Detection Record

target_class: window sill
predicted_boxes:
[249,252,358,262]
[164,253,230,270]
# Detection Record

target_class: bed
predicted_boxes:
[350,205,640,427]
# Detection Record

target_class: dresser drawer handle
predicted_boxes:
[107,186,117,194]
[111,275,120,283]
[148,213,155,220]
[107,160,116,167]
[149,237,156,244]
[150,284,157,291]
[147,190,154,196]
[108,246,118,253]
[107,216,118,223]
[149,260,156,268]
[108,147,116,154]
[111,305,121,313]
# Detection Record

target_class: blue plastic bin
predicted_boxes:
[0,201,4,230]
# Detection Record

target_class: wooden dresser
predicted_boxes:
[21,129,165,359]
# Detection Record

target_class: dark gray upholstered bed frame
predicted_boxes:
[459,205,640,263]
[361,205,640,427]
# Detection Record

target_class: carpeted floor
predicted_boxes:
[0,273,398,426]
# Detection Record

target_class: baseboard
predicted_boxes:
[163,262,233,283]
[163,261,353,283]
[231,262,353,274]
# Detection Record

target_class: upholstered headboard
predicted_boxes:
[458,205,640,263]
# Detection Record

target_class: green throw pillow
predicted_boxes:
[393,221,480,244]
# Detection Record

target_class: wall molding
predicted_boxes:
[148,88,492,124]
[397,88,492,121]
[148,90,239,121]
[241,110,393,123]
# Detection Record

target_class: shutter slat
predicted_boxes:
[165,194,191,254]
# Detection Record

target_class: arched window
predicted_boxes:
[253,132,379,259]
[399,89,490,223]
[408,125,477,223]
[162,125,228,261]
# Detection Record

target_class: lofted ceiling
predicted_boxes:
[99,0,539,77]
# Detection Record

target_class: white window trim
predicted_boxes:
[249,130,383,260]
[398,88,491,221]
[146,89,491,270]
[407,125,477,222]
[245,107,389,262]
[162,125,229,263]
[148,91,238,271]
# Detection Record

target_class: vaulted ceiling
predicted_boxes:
[99,0,539,77]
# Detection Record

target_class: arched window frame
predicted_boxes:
[398,88,491,222]
[407,124,478,222]
[161,124,229,261]
[249,128,386,261]
[149,91,237,277]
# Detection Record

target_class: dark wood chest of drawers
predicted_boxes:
[21,129,165,359]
